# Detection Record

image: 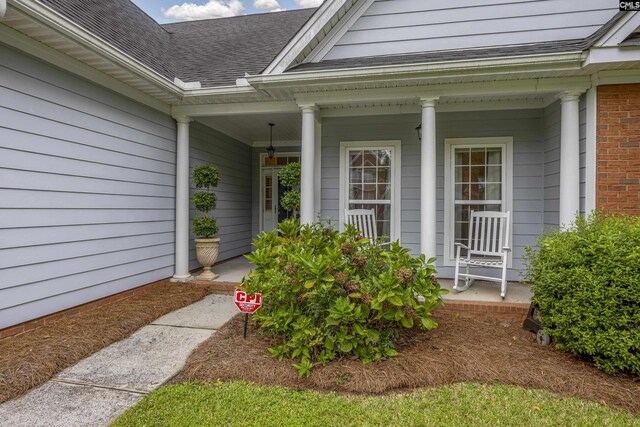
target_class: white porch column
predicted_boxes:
[173,117,191,280]
[314,114,322,219]
[420,97,438,259]
[300,104,317,225]
[559,92,581,228]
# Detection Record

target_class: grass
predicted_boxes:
[112,381,640,427]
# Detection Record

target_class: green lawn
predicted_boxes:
[112,381,639,427]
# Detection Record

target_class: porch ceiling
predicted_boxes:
[196,92,553,146]
[197,112,302,147]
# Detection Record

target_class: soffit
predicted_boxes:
[2,6,180,104]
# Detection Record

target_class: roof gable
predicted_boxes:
[592,10,640,47]
[318,0,621,61]
[262,0,361,74]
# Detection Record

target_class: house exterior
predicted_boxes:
[1,0,639,330]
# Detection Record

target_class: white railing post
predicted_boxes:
[173,116,192,281]
[560,92,581,228]
[300,104,317,225]
[420,97,438,258]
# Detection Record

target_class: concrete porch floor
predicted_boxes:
[210,256,532,304]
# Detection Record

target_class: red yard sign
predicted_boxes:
[234,288,262,314]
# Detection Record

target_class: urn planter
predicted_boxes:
[195,237,220,280]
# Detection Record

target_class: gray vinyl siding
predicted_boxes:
[189,122,253,267]
[321,110,545,280]
[0,43,176,329]
[323,0,618,60]
[543,101,561,227]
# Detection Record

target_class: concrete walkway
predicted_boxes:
[0,295,237,427]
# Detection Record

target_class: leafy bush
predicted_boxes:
[524,213,640,375]
[279,190,300,213]
[278,162,300,215]
[244,219,446,377]
[278,162,300,188]
[193,217,218,238]
[191,165,219,238]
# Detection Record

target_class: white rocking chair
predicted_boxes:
[344,209,392,247]
[344,209,378,241]
[454,210,511,299]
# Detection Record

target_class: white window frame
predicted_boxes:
[339,140,401,243]
[443,137,513,266]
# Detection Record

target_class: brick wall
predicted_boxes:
[596,84,640,214]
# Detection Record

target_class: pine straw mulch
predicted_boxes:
[0,280,214,404]
[173,313,640,415]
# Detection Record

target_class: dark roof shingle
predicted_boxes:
[163,9,315,87]
[36,0,315,87]
[38,0,175,79]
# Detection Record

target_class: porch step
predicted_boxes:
[436,300,529,322]
[191,279,529,322]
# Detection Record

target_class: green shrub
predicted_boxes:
[193,217,218,238]
[279,190,300,213]
[244,219,446,377]
[524,213,640,375]
[278,162,300,188]
[191,165,219,238]
[278,162,300,215]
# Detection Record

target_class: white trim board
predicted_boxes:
[263,0,355,75]
[338,140,402,243]
[443,137,513,267]
[585,87,597,214]
[304,0,376,64]
[593,11,640,47]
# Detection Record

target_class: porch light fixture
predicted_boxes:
[266,123,276,158]
[415,124,422,141]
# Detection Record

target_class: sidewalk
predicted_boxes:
[0,295,237,427]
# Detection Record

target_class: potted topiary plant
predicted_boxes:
[278,162,301,218]
[192,164,220,280]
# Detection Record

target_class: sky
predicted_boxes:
[131,0,322,23]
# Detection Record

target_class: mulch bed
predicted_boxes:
[0,280,214,404]
[173,313,640,415]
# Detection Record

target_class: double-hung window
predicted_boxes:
[339,141,401,242]
[444,137,513,264]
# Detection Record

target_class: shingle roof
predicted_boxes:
[36,0,315,87]
[32,2,628,86]
[163,9,316,87]
[288,12,628,74]
[38,0,175,79]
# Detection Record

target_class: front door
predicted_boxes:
[261,153,300,232]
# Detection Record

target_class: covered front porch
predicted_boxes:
[170,77,596,297]
[207,255,533,305]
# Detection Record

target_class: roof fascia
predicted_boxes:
[289,77,591,106]
[249,51,586,89]
[303,0,375,64]
[262,0,353,75]
[9,0,183,98]
[593,11,640,47]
